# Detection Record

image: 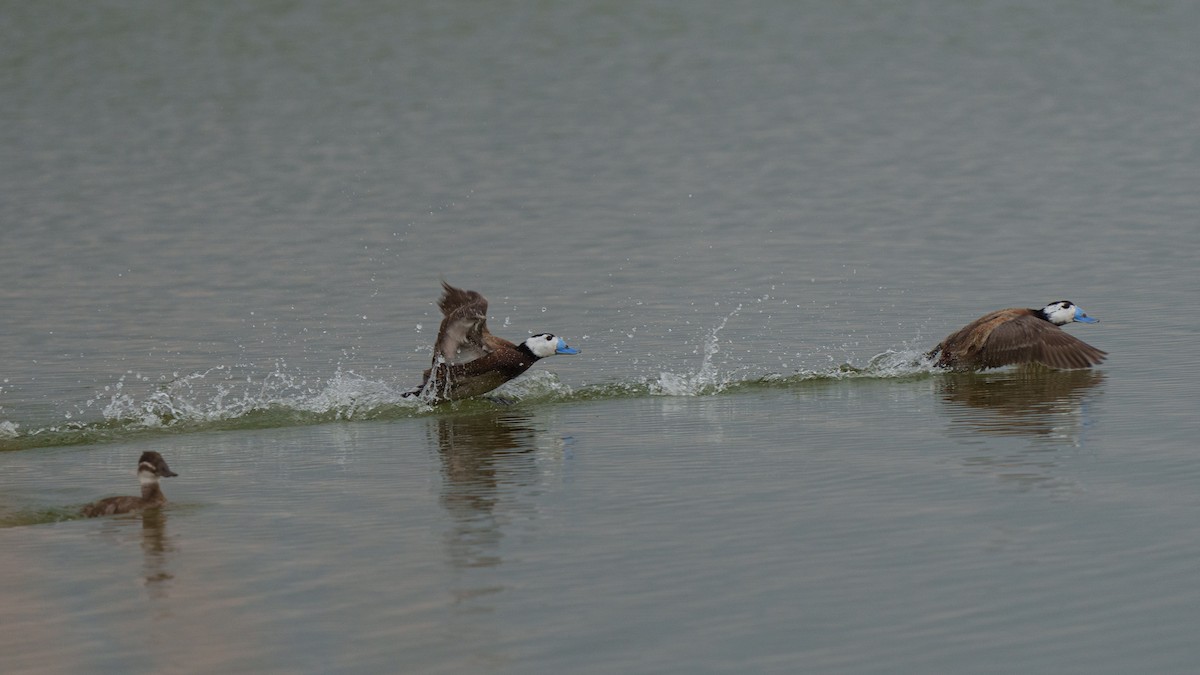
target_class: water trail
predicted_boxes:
[0,363,434,452]
[0,334,940,452]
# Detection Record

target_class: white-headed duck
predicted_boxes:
[408,282,579,401]
[927,300,1106,370]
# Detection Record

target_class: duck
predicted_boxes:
[80,451,178,518]
[927,300,1107,370]
[407,282,580,401]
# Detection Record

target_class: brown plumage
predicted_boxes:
[80,451,178,518]
[928,304,1107,371]
[408,282,578,402]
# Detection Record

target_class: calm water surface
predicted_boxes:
[2,2,1199,673]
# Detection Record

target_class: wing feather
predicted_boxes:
[932,309,1019,368]
[433,282,492,365]
[983,314,1106,369]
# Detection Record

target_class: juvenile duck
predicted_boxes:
[80,451,178,518]
[927,300,1107,370]
[408,282,579,401]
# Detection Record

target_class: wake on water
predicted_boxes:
[0,314,938,452]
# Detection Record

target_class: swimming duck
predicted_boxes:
[408,282,579,401]
[80,451,178,517]
[927,300,1106,370]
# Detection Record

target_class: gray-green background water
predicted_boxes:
[2,2,1198,673]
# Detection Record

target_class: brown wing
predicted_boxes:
[1029,327,1107,369]
[483,333,517,351]
[931,309,1023,368]
[433,282,491,365]
[982,314,1107,369]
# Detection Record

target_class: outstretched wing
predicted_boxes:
[983,314,1107,369]
[433,282,492,365]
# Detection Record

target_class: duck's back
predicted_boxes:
[933,308,1027,367]
[80,495,150,518]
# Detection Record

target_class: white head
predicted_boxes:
[524,333,580,358]
[1040,300,1098,326]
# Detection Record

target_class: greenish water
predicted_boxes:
[3,1,1199,673]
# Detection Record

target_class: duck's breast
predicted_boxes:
[432,348,536,400]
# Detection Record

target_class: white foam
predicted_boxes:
[93,363,429,430]
[492,369,573,400]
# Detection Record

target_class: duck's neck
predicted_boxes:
[516,342,541,361]
[1032,308,1051,322]
[139,475,166,504]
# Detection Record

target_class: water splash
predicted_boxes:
[649,304,743,396]
[492,369,575,401]
[1,364,435,452]
[796,348,937,381]
[98,364,424,428]
[0,342,941,452]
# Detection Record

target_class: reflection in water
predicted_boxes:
[430,409,557,669]
[939,369,1105,441]
[139,509,175,601]
[431,410,548,571]
[937,369,1106,492]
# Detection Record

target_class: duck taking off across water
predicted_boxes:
[80,451,178,518]
[408,282,579,402]
[927,300,1106,370]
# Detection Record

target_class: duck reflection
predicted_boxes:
[938,369,1105,442]
[431,409,545,571]
[937,369,1105,493]
[139,509,175,600]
